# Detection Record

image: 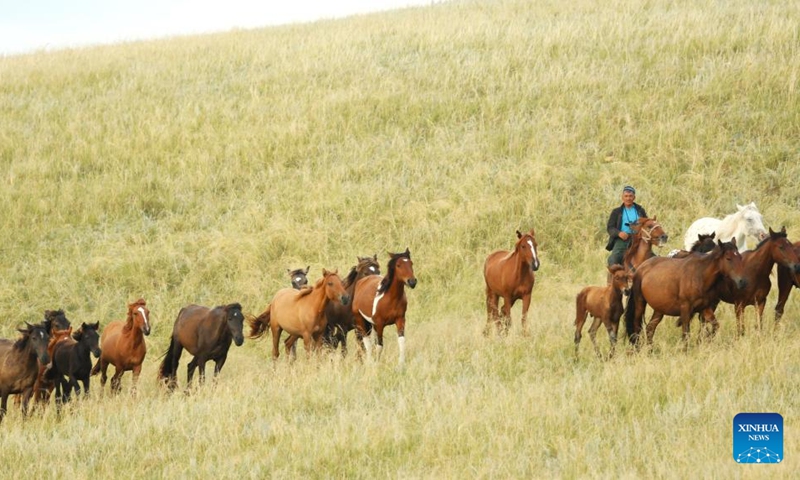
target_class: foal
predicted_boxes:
[574,265,632,358]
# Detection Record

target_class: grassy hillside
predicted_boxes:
[1,0,799,477]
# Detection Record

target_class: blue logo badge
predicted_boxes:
[733,413,783,464]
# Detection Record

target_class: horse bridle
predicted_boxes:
[638,222,662,243]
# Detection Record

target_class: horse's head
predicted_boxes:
[690,232,716,253]
[765,227,800,275]
[607,265,633,295]
[127,298,151,336]
[321,269,351,306]
[288,266,310,290]
[515,229,540,271]
[356,254,381,279]
[19,322,51,365]
[43,309,71,334]
[74,322,102,358]
[737,202,768,242]
[636,217,669,247]
[717,239,748,290]
[224,303,245,347]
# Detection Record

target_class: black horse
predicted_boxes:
[48,322,102,403]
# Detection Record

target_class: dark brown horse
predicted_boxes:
[322,254,381,354]
[352,249,417,365]
[774,240,800,324]
[574,265,632,359]
[24,309,72,406]
[158,303,244,390]
[625,239,748,346]
[714,228,800,334]
[483,229,540,335]
[669,232,717,259]
[49,322,102,403]
[250,270,350,360]
[91,299,151,394]
[288,266,310,290]
[0,323,51,423]
[622,216,668,272]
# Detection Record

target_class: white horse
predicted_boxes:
[683,202,768,252]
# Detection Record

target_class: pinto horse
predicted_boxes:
[288,266,310,290]
[91,299,151,394]
[352,249,417,365]
[0,323,50,423]
[158,303,245,390]
[622,217,668,271]
[775,240,800,323]
[713,228,800,334]
[250,269,350,360]
[625,239,747,346]
[483,229,540,335]
[322,254,381,354]
[49,322,102,403]
[684,202,768,252]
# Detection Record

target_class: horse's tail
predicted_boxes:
[624,279,639,344]
[157,336,177,382]
[248,308,271,339]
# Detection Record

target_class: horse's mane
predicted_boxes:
[344,266,360,289]
[13,323,42,351]
[378,250,411,294]
[750,228,784,251]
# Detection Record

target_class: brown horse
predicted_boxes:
[624,239,747,347]
[774,240,800,324]
[288,266,310,290]
[0,323,51,423]
[322,254,381,354]
[158,303,245,390]
[622,216,668,272]
[352,249,417,365]
[714,228,800,334]
[574,265,632,359]
[91,299,151,394]
[483,229,540,335]
[250,269,350,360]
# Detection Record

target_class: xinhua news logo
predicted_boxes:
[733,413,783,464]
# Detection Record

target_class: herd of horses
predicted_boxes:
[0,250,417,423]
[2,202,800,423]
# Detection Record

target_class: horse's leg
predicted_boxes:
[187,357,198,386]
[0,394,7,423]
[131,365,142,396]
[755,297,767,331]
[700,308,719,338]
[110,367,124,394]
[198,360,207,385]
[271,327,281,360]
[574,306,587,357]
[520,293,532,336]
[214,355,227,377]
[587,316,602,358]
[302,332,314,359]
[774,265,793,324]
[735,302,746,336]
[396,318,406,366]
[169,343,184,390]
[645,311,665,345]
[608,317,620,358]
[500,297,513,335]
[99,360,109,387]
[374,323,386,361]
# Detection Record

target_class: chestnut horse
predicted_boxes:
[775,240,800,323]
[352,249,417,365]
[574,265,632,359]
[625,239,747,347]
[91,299,151,394]
[0,323,51,423]
[49,322,102,403]
[483,229,540,335]
[322,254,381,354]
[714,228,800,334]
[24,309,72,405]
[622,217,668,272]
[250,269,350,360]
[288,266,310,290]
[158,303,244,390]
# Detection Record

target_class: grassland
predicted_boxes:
[1,0,799,478]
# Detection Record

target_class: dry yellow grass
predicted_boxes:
[1,0,799,477]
